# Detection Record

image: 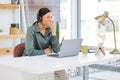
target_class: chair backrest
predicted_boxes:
[14,43,25,57]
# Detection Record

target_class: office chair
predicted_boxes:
[14,43,25,57]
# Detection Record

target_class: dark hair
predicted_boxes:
[33,8,51,25]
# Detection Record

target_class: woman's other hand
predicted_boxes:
[44,48,51,54]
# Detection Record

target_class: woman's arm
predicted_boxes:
[46,21,60,53]
[51,36,60,53]
[25,27,45,56]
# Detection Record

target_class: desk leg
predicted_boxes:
[83,66,89,80]
[76,67,81,76]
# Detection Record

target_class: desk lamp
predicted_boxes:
[95,11,120,54]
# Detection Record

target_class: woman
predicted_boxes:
[23,8,60,56]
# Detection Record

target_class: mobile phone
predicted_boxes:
[95,42,104,55]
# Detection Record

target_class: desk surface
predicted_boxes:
[0,52,120,74]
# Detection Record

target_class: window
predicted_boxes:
[60,0,77,41]
[80,0,120,50]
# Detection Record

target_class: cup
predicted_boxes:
[10,23,20,35]
[81,45,88,54]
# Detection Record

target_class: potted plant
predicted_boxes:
[56,22,59,43]
[56,22,64,47]
[0,29,3,32]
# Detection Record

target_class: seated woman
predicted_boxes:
[23,8,69,80]
[23,8,60,56]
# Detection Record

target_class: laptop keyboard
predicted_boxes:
[47,53,59,57]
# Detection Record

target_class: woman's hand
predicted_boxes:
[44,48,51,55]
[46,21,56,36]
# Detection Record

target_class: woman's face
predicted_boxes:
[41,12,54,27]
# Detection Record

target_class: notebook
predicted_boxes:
[47,38,83,58]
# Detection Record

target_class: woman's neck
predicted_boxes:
[38,22,47,36]
[38,22,46,30]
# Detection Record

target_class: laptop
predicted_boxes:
[47,38,83,58]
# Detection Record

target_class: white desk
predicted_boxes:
[0,52,120,80]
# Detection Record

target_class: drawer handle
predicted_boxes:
[6,50,10,53]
